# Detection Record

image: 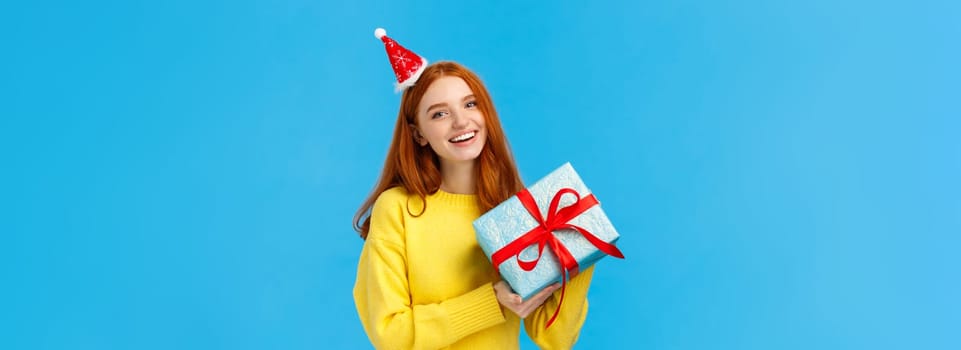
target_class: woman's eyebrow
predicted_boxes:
[426,95,475,113]
[425,102,449,113]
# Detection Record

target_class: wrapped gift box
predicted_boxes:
[473,162,622,300]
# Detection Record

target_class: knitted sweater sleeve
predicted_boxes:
[523,265,595,349]
[353,190,506,350]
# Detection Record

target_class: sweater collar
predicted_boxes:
[430,189,479,208]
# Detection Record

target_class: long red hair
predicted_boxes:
[353,61,523,239]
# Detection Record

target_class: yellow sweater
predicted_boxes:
[354,187,594,349]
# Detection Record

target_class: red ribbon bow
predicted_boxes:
[491,187,625,328]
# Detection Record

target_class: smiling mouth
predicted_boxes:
[449,131,476,143]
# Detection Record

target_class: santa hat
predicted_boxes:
[374,28,428,92]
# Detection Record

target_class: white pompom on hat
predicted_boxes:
[374,27,428,93]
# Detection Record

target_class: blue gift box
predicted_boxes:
[473,162,622,300]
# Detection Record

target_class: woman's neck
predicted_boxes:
[439,160,477,194]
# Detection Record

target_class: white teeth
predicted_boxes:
[450,131,475,142]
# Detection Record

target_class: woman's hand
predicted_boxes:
[494,281,561,318]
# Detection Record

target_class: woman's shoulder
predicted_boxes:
[367,186,415,242]
[370,186,414,215]
[374,186,411,205]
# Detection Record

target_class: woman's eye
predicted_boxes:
[465,101,477,108]
[432,111,447,119]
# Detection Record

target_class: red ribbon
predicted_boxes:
[491,187,625,328]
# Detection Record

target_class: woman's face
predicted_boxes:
[413,76,487,167]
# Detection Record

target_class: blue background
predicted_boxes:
[3,0,959,349]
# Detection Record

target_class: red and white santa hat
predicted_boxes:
[374,27,428,92]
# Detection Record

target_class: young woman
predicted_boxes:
[353,30,594,349]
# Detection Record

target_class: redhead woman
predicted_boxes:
[353,29,594,349]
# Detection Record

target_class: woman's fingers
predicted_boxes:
[493,281,520,308]
[493,281,520,303]
[518,283,560,316]
[494,281,562,318]
[528,283,561,304]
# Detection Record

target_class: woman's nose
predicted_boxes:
[451,110,468,129]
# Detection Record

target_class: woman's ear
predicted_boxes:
[409,124,428,146]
